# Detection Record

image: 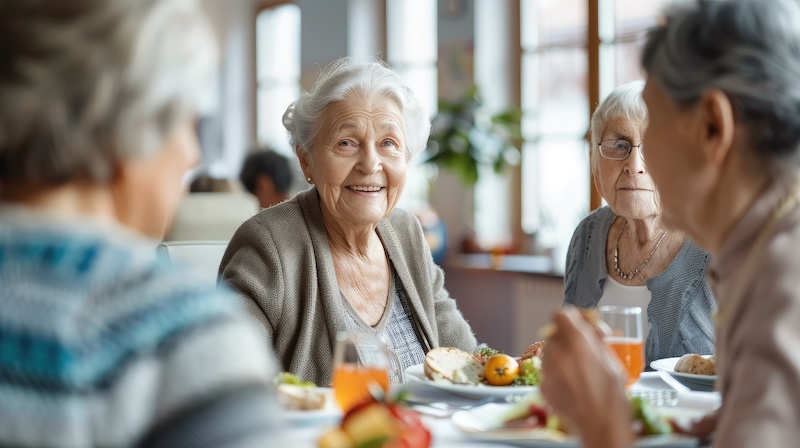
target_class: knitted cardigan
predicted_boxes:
[219,187,477,386]
[564,206,716,366]
[0,205,284,448]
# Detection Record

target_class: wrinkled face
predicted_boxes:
[641,76,704,230]
[298,92,408,228]
[595,117,660,220]
[115,120,200,238]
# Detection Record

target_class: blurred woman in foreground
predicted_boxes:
[0,1,282,446]
[542,0,800,447]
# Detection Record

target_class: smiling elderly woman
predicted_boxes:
[564,81,715,366]
[219,58,477,386]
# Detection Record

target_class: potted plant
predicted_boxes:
[424,85,522,185]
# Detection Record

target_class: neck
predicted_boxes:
[623,215,673,247]
[322,214,380,257]
[1,182,117,224]
[687,153,771,254]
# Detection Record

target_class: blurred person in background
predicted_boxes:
[239,149,294,208]
[541,0,800,447]
[219,58,476,386]
[564,81,715,367]
[0,1,283,446]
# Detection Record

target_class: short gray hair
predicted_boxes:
[282,57,431,160]
[590,81,647,176]
[642,0,800,167]
[0,0,217,185]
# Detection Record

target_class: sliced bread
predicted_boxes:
[424,347,484,385]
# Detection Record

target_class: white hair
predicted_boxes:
[282,57,431,160]
[589,81,647,176]
[642,0,800,169]
[0,0,217,185]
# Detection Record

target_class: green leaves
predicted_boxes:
[424,85,521,185]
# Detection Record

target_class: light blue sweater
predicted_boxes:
[564,206,716,366]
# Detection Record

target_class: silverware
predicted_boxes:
[657,369,692,393]
[409,396,496,417]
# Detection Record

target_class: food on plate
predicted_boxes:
[501,392,671,439]
[424,347,484,385]
[674,353,716,376]
[423,346,543,387]
[317,397,431,448]
[473,344,503,365]
[512,356,542,386]
[274,372,327,410]
[484,354,520,386]
[521,341,545,360]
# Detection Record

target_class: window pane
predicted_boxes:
[256,4,301,80]
[614,0,671,37]
[387,0,437,63]
[522,0,587,49]
[523,49,588,138]
[522,139,589,266]
[257,86,299,154]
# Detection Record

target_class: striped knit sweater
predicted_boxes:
[0,205,284,447]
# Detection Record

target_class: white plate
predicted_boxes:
[452,402,699,447]
[403,364,539,399]
[283,387,342,425]
[650,357,716,391]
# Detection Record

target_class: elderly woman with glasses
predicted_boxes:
[563,81,715,367]
[543,0,800,446]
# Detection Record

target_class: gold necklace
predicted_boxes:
[613,219,668,280]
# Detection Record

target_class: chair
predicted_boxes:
[156,240,229,287]
[165,192,259,241]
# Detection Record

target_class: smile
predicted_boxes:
[348,185,383,192]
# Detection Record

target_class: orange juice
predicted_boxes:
[332,364,390,413]
[606,336,644,387]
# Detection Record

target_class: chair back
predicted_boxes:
[156,240,229,287]
[165,192,259,241]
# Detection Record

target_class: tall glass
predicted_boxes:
[599,305,644,388]
[332,332,391,413]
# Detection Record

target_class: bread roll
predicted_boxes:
[674,354,716,376]
[277,383,327,410]
[424,347,484,385]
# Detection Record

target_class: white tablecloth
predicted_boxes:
[283,372,721,447]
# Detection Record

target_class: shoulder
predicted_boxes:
[568,206,614,255]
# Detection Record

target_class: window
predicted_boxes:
[255,3,301,156]
[521,0,589,253]
[386,0,438,207]
[519,0,671,265]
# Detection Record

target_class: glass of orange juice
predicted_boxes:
[332,332,391,413]
[599,305,644,388]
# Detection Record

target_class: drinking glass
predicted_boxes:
[599,305,644,388]
[332,332,391,413]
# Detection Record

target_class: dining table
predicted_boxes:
[282,371,722,447]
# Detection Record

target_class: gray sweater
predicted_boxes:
[564,206,716,366]
[219,188,477,386]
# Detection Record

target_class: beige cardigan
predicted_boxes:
[219,187,477,386]
[708,180,800,447]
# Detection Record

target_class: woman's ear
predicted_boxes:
[295,145,311,178]
[697,88,735,167]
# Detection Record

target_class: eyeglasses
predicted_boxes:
[598,139,643,161]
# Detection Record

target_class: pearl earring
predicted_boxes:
[306,177,312,183]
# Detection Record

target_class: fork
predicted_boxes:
[409,396,496,417]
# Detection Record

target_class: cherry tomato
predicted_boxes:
[484,354,520,386]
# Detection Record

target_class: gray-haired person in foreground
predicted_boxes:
[0,1,284,446]
[541,0,800,447]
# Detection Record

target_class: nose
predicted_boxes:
[624,146,646,175]
[357,143,382,175]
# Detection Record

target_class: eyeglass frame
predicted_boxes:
[597,139,644,161]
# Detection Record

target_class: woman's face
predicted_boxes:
[298,92,408,228]
[641,76,706,230]
[114,120,200,238]
[595,117,660,220]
